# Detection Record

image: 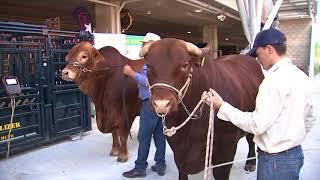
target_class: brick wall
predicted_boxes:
[279,18,312,73]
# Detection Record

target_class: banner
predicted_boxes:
[93,33,126,55]
[125,35,144,60]
[93,33,144,60]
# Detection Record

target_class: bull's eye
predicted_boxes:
[78,53,89,64]
[181,62,189,71]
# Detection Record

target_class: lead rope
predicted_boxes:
[204,94,215,180]
[6,95,16,158]
[163,97,207,137]
[160,93,215,180]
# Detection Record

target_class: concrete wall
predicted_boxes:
[279,18,312,73]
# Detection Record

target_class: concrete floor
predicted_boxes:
[1,77,320,180]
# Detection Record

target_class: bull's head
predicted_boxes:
[62,41,103,82]
[140,38,206,115]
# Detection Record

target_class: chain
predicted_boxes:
[181,100,204,119]
[161,116,167,133]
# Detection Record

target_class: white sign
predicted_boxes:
[93,33,126,56]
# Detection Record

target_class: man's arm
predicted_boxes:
[123,64,148,87]
[204,87,283,135]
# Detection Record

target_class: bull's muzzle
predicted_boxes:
[150,90,179,116]
[152,98,171,115]
[61,68,75,81]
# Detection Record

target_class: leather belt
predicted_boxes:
[257,145,301,156]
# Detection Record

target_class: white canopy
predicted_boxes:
[236,0,283,50]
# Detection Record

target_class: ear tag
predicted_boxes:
[200,57,205,67]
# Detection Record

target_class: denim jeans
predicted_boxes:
[134,100,166,172]
[257,145,304,180]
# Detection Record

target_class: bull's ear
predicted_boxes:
[91,47,103,63]
[139,41,155,57]
[65,53,70,62]
[193,46,210,67]
[201,45,210,56]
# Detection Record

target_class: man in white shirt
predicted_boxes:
[202,28,316,180]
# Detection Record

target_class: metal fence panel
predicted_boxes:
[0,21,92,157]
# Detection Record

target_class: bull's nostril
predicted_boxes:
[62,70,68,76]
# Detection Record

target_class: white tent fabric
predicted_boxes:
[236,0,283,52]
[236,0,263,46]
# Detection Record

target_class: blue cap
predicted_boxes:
[246,28,287,57]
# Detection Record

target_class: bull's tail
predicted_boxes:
[122,75,132,139]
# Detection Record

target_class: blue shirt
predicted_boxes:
[134,64,150,100]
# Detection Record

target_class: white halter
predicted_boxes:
[148,74,192,103]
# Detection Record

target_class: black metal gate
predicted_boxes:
[0,21,92,157]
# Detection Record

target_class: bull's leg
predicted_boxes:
[244,133,256,172]
[212,133,239,180]
[95,107,106,133]
[117,126,129,163]
[178,171,188,180]
[110,129,120,157]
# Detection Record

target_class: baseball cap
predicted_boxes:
[246,28,287,57]
[141,32,161,43]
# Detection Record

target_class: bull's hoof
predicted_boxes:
[117,155,128,163]
[110,150,119,156]
[244,164,256,172]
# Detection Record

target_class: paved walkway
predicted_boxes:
[1,78,319,180]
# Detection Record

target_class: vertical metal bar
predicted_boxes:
[0,51,3,76]
[10,52,15,76]
[24,50,28,87]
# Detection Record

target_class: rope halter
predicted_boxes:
[69,61,92,73]
[149,74,192,103]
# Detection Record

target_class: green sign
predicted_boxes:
[126,35,144,45]
[315,37,320,76]
[311,23,320,77]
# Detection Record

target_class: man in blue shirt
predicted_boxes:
[122,33,166,178]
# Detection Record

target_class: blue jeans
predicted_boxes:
[134,100,166,172]
[257,145,304,180]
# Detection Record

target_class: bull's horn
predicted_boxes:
[139,41,155,57]
[185,42,202,56]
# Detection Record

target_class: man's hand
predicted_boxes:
[123,64,135,78]
[201,88,224,109]
[209,89,224,109]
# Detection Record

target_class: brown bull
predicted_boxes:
[140,38,264,180]
[61,41,144,162]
